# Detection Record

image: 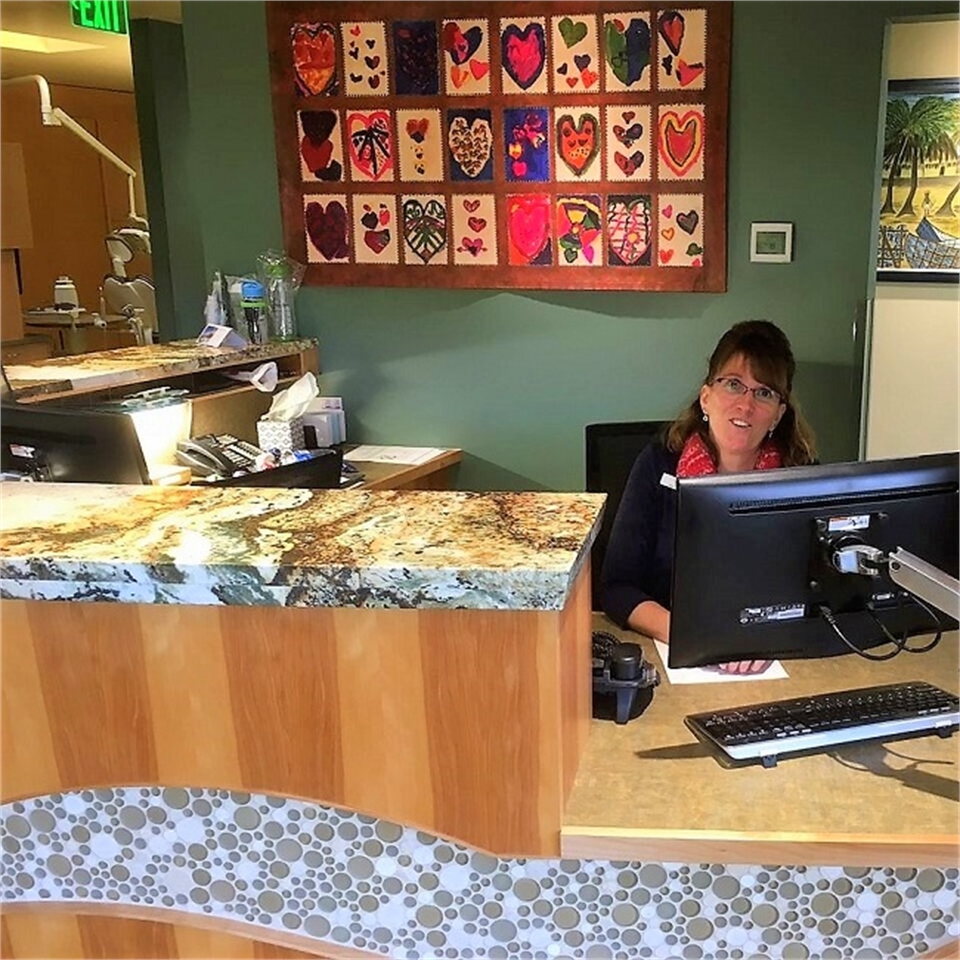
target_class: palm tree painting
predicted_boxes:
[877,78,960,281]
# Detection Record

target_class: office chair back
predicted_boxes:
[585,420,668,612]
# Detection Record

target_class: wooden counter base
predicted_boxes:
[1,564,592,858]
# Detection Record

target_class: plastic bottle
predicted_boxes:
[239,279,268,344]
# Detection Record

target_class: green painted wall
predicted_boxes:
[174,1,954,491]
[130,18,207,335]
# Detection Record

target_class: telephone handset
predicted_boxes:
[176,434,262,478]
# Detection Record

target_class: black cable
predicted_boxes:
[818,589,945,661]
[816,604,905,661]
[897,592,943,653]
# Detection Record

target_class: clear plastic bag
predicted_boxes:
[257,250,305,341]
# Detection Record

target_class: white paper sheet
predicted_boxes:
[654,640,789,685]
[344,445,446,465]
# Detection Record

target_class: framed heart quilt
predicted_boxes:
[267,2,731,291]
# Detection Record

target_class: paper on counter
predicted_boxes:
[344,445,446,465]
[223,361,278,392]
[196,323,247,349]
[653,640,788,685]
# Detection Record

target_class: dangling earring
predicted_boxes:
[768,425,776,438]
[702,413,709,423]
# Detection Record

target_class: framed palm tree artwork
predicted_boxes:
[877,77,959,283]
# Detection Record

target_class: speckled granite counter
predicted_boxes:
[4,338,317,400]
[1,481,602,861]
[0,483,602,609]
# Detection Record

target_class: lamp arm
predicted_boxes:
[2,75,140,223]
[1,74,55,123]
[50,107,138,222]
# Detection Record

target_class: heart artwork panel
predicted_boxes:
[299,110,342,182]
[500,21,547,93]
[393,20,440,95]
[448,113,493,180]
[402,196,448,264]
[353,195,399,264]
[658,193,704,267]
[507,194,551,265]
[556,112,600,178]
[346,111,395,181]
[292,22,339,96]
[607,195,652,266]
[657,108,704,178]
[603,15,651,90]
[270,2,728,289]
[304,197,349,262]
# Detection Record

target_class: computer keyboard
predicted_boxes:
[685,681,959,768]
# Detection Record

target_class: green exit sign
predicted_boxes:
[69,0,129,35]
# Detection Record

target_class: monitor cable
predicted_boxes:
[816,590,943,662]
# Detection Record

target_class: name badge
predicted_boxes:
[660,473,677,490]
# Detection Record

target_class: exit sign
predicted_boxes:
[69,0,128,35]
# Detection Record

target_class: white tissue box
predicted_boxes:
[257,417,305,453]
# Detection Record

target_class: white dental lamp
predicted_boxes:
[3,74,156,343]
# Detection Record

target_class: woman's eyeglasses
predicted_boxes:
[712,376,782,405]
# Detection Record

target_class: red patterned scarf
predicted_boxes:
[676,431,783,478]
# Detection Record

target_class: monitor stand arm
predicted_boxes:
[886,547,960,622]
[831,542,960,621]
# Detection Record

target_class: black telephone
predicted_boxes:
[592,630,660,724]
[176,434,262,478]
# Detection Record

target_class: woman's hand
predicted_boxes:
[714,660,772,675]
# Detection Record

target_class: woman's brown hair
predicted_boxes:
[665,320,817,467]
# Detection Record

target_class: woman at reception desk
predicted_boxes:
[1,481,957,959]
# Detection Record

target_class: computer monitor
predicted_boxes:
[669,452,959,669]
[0,401,150,484]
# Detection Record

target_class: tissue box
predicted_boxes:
[257,417,305,453]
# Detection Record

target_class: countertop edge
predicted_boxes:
[560,826,960,868]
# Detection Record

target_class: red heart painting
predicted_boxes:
[467,217,487,232]
[658,11,685,56]
[364,229,391,254]
[305,200,349,261]
[507,195,550,262]
[405,117,429,143]
[501,23,546,90]
[300,136,333,175]
[658,110,703,177]
[677,59,705,87]
[347,111,393,181]
[556,113,599,176]
[292,23,338,96]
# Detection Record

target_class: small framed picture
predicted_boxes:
[750,222,794,263]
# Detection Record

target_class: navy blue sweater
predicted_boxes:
[600,442,680,629]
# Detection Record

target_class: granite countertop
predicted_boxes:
[4,339,317,400]
[0,483,605,610]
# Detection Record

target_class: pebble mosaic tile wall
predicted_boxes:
[2,787,957,959]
